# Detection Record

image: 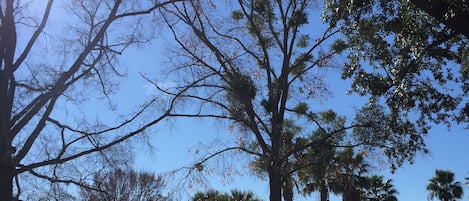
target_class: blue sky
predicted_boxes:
[115,37,469,201]
[35,1,468,200]
[129,76,469,201]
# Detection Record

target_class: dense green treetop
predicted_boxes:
[361,175,398,201]
[157,0,445,200]
[408,0,469,38]
[427,170,464,201]
[193,189,262,201]
[323,0,469,133]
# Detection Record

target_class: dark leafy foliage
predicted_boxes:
[427,170,464,201]
[193,189,262,201]
[160,0,436,200]
[361,175,399,201]
[323,0,469,132]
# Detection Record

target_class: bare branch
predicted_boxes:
[28,169,101,192]
[115,0,186,19]
[14,96,59,163]
[12,0,54,72]
[10,1,123,139]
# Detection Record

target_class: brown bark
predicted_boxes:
[268,162,282,201]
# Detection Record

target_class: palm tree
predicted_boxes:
[230,190,262,201]
[298,141,336,201]
[193,189,262,201]
[331,147,369,201]
[427,170,463,201]
[193,189,230,201]
[296,112,366,201]
[299,147,370,201]
[362,175,398,201]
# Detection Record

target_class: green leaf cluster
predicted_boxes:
[427,170,464,201]
[289,11,309,27]
[232,10,244,20]
[226,72,257,120]
[323,0,469,131]
[290,53,313,80]
[296,35,310,48]
[193,189,263,201]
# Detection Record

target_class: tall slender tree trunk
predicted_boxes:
[268,132,283,201]
[268,161,282,201]
[320,183,328,201]
[0,71,14,200]
[0,1,17,199]
[343,189,361,201]
[282,176,293,201]
[0,152,13,200]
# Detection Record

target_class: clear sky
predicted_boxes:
[115,36,469,201]
[59,2,469,201]
[18,1,468,200]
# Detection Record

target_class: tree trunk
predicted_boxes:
[0,152,13,201]
[0,72,14,200]
[320,183,328,201]
[0,104,13,200]
[0,1,17,199]
[0,1,16,199]
[282,176,293,201]
[342,188,361,201]
[268,137,283,201]
[268,160,282,201]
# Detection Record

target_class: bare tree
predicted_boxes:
[80,168,167,201]
[0,0,187,200]
[157,0,426,201]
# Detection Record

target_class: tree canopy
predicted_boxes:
[409,0,469,38]
[157,0,430,200]
[0,0,184,199]
[323,0,469,133]
[427,170,464,201]
[80,168,167,201]
[2,0,466,200]
[193,189,262,201]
